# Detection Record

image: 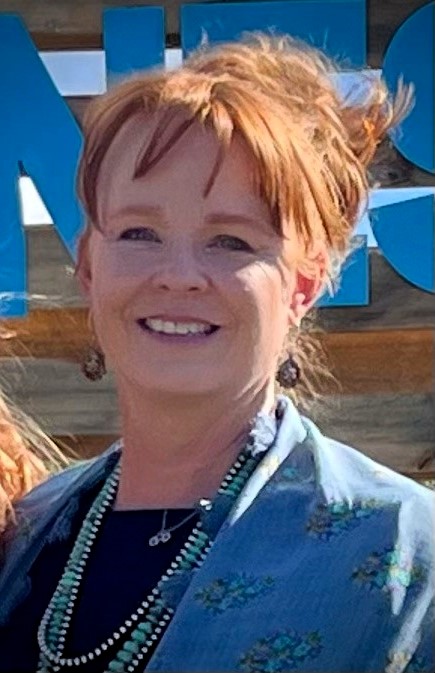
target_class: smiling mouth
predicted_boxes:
[137,318,220,337]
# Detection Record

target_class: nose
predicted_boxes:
[150,245,209,293]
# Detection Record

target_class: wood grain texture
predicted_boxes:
[0,358,119,434]
[26,226,81,308]
[0,308,88,360]
[1,0,429,67]
[22,226,435,330]
[1,356,432,473]
[324,329,433,395]
[54,433,118,459]
[312,392,435,473]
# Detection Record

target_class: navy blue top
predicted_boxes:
[0,495,197,673]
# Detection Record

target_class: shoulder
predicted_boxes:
[326,433,433,508]
[0,443,120,616]
[303,417,434,559]
[304,415,434,504]
[2,444,120,558]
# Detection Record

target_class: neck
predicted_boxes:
[114,382,275,510]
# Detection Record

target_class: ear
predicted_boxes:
[75,226,93,298]
[288,245,327,326]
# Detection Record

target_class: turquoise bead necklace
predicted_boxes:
[36,419,276,673]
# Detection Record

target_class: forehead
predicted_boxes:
[96,111,266,222]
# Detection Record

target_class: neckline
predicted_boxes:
[109,507,196,514]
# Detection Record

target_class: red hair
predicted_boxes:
[78,34,411,279]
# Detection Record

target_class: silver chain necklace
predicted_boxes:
[148,509,198,546]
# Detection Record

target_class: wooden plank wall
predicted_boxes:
[0,0,434,481]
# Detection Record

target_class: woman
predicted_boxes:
[0,35,433,673]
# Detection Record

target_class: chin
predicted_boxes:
[126,366,227,397]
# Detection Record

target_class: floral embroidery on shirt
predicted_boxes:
[352,547,425,594]
[265,465,315,493]
[239,629,322,672]
[195,573,275,614]
[306,499,386,540]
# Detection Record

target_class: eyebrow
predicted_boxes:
[107,207,273,233]
[206,212,272,233]
[108,205,165,223]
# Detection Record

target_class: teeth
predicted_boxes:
[145,319,212,335]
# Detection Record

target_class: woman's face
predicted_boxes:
[79,113,316,398]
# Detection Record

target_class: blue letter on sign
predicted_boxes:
[370,194,434,293]
[0,15,84,317]
[103,6,165,86]
[383,2,434,174]
[181,0,366,65]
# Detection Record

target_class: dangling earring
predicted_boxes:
[276,355,301,389]
[81,346,106,381]
[81,313,106,382]
[276,312,302,389]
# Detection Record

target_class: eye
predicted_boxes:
[118,227,161,242]
[209,235,253,252]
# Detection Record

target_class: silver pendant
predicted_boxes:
[149,530,172,546]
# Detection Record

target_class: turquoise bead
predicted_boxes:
[36,450,265,665]
[124,641,140,653]
[131,629,147,643]
[55,595,69,605]
[238,468,252,480]
[63,570,77,578]
[149,605,162,616]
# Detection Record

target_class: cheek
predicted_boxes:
[235,264,290,334]
[89,245,155,308]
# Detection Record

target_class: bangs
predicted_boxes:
[78,71,306,241]
[78,33,404,270]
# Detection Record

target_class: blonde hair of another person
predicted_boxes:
[0,390,68,533]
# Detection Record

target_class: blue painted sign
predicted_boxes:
[181,0,366,64]
[0,15,83,318]
[0,1,433,317]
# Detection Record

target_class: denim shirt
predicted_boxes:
[0,398,433,673]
